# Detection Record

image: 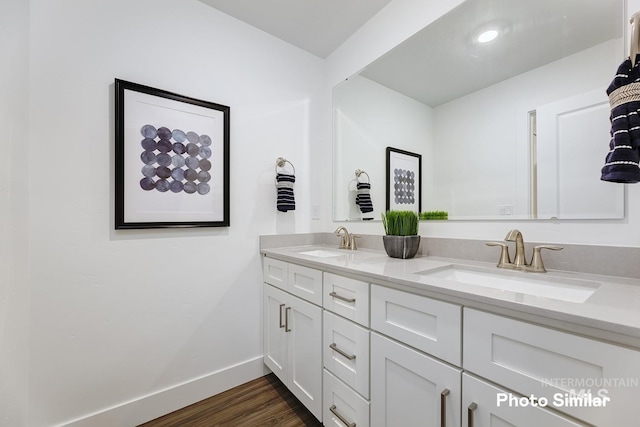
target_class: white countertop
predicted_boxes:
[261,245,640,346]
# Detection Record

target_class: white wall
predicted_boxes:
[325,0,640,247]
[24,0,324,425]
[333,75,433,220]
[0,1,30,425]
[432,38,621,219]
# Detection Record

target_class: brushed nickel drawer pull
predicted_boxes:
[329,404,356,427]
[329,291,356,303]
[284,307,291,332]
[329,343,356,360]
[440,388,450,427]
[468,402,477,427]
[278,303,285,328]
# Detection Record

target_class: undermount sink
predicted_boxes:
[415,265,599,303]
[298,249,346,258]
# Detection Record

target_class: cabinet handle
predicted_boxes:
[278,304,285,328]
[329,343,356,360]
[329,404,356,427]
[329,291,356,303]
[468,402,477,427]
[284,307,291,332]
[440,388,450,427]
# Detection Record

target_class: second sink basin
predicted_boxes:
[298,249,347,258]
[415,265,599,303]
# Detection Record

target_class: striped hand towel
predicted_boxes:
[276,173,296,212]
[602,55,640,183]
[355,182,373,213]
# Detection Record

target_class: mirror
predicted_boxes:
[333,0,625,221]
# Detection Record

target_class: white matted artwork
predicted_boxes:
[386,147,421,213]
[114,79,230,229]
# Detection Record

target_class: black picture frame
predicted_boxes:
[386,147,422,212]
[115,79,230,229]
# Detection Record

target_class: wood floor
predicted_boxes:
[138,374,323,427]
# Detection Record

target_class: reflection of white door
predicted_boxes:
[536,90,624,219]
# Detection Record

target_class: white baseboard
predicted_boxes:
[59,356,268,427]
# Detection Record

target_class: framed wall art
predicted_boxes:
[114,79,230,229]
[386,147,422,213]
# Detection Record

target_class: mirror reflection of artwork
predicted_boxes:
[386,147,421,213]
[393,169,415,205]
[333,0,625,221]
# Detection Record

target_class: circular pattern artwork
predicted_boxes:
[393,168,416,205]
[138,124,212,195]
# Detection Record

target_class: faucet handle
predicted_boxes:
[349,234,360,250]
[485,241,511,267]
[529,245,563,272]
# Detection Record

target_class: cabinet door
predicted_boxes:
[371,332,461,427]
[288,295,323,421]
[462,374,586,427]
[263,284,289,382]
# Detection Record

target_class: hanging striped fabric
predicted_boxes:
[355,182,373,213]
[276,173,296,212]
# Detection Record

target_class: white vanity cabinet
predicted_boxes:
[262,258,323,421]
[464,308,640,426]
[263,252,640,427]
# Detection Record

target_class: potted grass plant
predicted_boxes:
[381,210,421,259]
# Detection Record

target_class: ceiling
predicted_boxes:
[198,0,623,106]
[360,0,623,107]
[198,0,392,58]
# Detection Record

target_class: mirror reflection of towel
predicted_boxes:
[276,173,295,211]
[355,182,373,213]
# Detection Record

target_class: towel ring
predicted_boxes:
[355,169,370,183]
[275,157,295,175]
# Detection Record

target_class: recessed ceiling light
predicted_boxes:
[477,29,499,43]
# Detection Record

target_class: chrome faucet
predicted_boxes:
[486,229,563,273]
[335,226,359,250]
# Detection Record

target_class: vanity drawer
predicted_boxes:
[288,263,323,305]
[464,308,640,426]
[370,285,461,365]
[323,272,370,327]
[323,369,370,427]
[263,258,323,305]
[262,257,288,291]
[323,311,370,398]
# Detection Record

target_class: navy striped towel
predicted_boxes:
[355,182,373,213]
[602,55,640,183]
[276,173,296,212]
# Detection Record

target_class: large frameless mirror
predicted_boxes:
[333,0,625,221]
